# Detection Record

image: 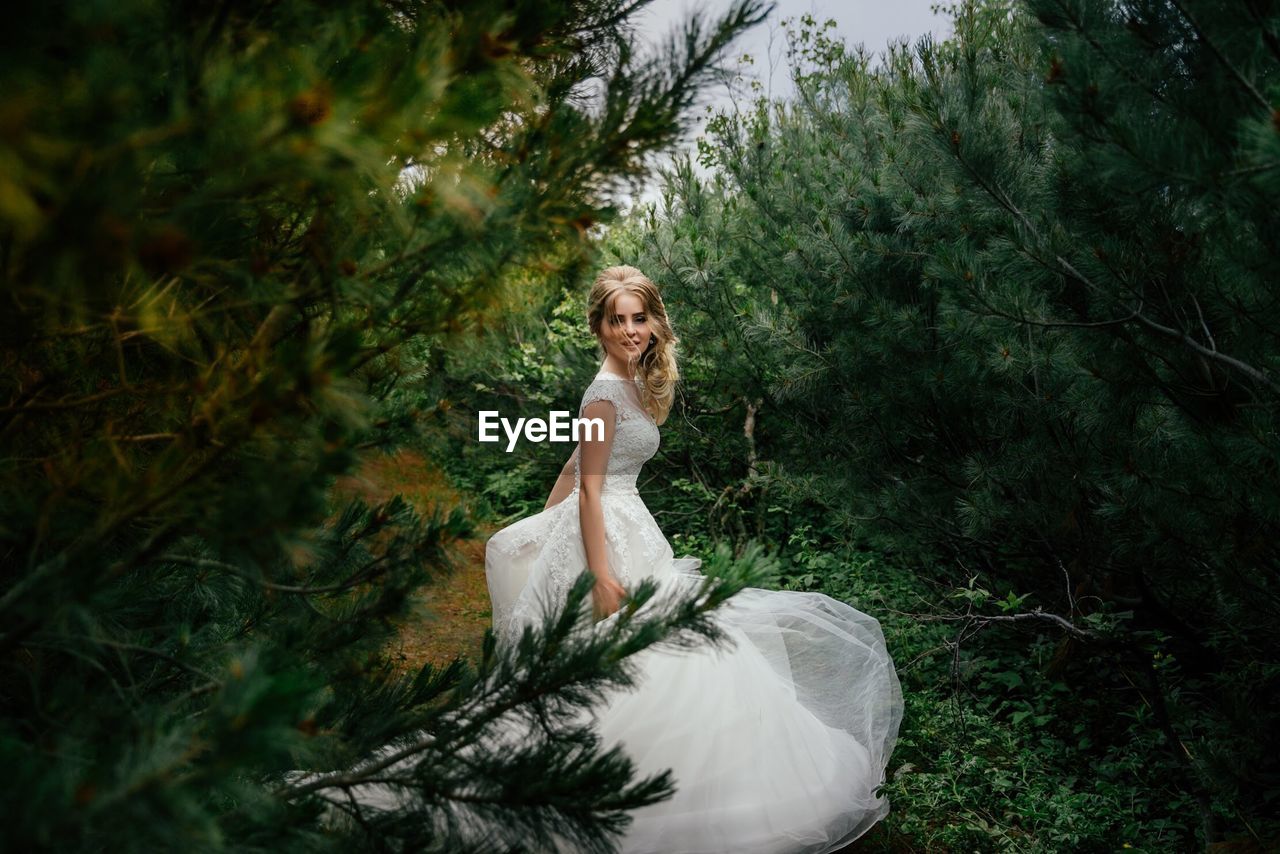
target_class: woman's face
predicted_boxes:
[599,291,651,369]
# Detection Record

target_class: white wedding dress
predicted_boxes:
[484,370,903,854]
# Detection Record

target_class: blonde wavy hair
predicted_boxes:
[587,265,679,426]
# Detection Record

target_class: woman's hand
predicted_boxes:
[592,574,628,621]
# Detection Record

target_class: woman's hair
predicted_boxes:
[587,265,679,426]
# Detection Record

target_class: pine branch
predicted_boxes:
[160,552,400,596]
[1166,0,1271,111]
[948,145,1280,396]
[282,548,771,802]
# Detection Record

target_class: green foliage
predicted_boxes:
[281,543,780,853]
[789,536,1206,852]
[425,274,602,521]
[0,0,772,849]
[624,0,1280,847]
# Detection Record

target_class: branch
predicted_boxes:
[1127,309,1280,394]
[924,606,1102,643]
[1167,0,1271,112]
[160,553,395,595]
[566,0,650,37]
[0,386,129,414]
[967,287,1147,330]
[283,732,438,798]
[282,567,753,800]
[95,637,220,684]
[950,146,1280,396]
[0,443,234,627]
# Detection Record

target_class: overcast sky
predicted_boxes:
[623,0,954,207]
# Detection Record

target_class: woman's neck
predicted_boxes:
[600,358,636,379]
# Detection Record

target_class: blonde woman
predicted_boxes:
[485,266,903,854]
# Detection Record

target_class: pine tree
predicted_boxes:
[0,1,774,850]
[635,0,1280,845]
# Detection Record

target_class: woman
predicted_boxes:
[485,266,903,854]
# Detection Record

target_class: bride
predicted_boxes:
[485,265,903,854]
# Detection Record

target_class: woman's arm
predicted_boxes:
[543,445,579,511]
[577,400,627,619]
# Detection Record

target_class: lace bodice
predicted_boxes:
[572,370,660,496]
[487,369,668,644]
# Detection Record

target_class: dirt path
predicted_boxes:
[391,533,495,671]
[333,449,495,672]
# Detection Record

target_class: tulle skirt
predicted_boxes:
[485,493,904,853]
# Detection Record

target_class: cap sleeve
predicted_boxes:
[578,377,641,425]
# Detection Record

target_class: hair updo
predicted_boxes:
[586,265,679,426]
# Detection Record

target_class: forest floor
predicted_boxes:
[333,449,494,671]
[390,533,493,672]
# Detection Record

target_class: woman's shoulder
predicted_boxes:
[580,372,642,417]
